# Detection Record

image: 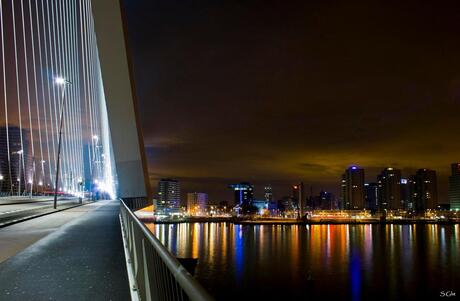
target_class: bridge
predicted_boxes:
[0,1,211,300]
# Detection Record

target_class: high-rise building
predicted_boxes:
[364,183,378,210]
[264,185,273,202]
[412,169,438,211]
[317,191,335,210]
[0,126,31,195]
[400,178,412,210]
[340,175,347,209]
[229,182,254,206]
[292,182,305,215]
[186,192,208,215]
[377,168,402,210]
[341,166,365,210]
[448,163,460,211]
[157,178,181,215]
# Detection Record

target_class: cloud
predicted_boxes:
[126,0,460,202]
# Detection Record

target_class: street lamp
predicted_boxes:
[55,76,66,85]
[12,150,23,196]
[40,160,46,194]
[78,177,83,204]
[0,175,3,195]
[53,76,71,209]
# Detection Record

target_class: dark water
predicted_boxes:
[146,223,460,301]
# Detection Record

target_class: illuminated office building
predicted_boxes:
[412,169,438,211]
[229,182,254,206]
[341,166,365,210]
[364,183,378,210]
[187,192,208,215]
[264,185,273,202]
[377,168,402,210]
[157,179,181,215]
[448,163,460,211]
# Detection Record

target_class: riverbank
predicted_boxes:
[138,215,460,225]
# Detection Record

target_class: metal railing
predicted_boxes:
[123,198,152,211]
[119,198,214,301]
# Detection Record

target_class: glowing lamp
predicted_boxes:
[55,77,66,85]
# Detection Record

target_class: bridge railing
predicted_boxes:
[119,198,214,301]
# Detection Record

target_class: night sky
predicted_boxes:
[123,0,460,203]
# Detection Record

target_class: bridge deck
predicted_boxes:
[0,200,130,301]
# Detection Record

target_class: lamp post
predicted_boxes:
[0,175,3,195]
[91,135,99,200]
[78,177,83,204]
[40,160,46,194]
[28,178,33,199]
[12,150,23,196]
[53,77,71,209]
[28,158,36,199]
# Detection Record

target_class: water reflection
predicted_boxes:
[146,223,460,300]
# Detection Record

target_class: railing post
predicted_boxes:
[142,239,152,301]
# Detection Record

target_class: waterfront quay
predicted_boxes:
[137,209,460,225]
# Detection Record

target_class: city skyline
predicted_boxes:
[154,163,455,207]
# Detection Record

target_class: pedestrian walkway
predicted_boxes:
[0,200,130,301]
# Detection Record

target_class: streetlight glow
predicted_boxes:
[55,76,66,85]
